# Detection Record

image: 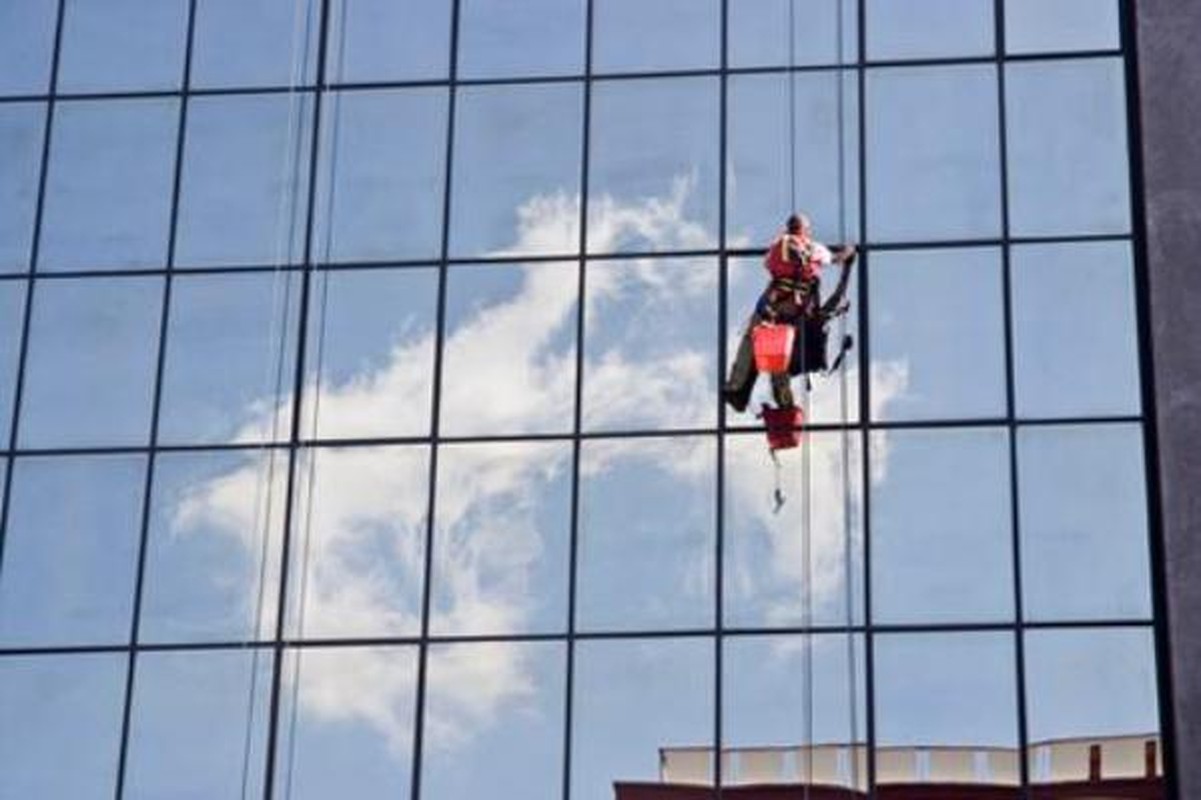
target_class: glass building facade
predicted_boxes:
[0,0,1166,798]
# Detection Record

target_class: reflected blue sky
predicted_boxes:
[1005,0,1120,55]
[450,84,582,258]
[314,88,448,263]
[18,276,161,448]
[0,1,58,94]
[0,455,145,647]
[327,0,450,83]
[876,632,1018,748]
[871,428,1014,625]
[0,103,44,273]
[58,0,189,93]
[458,0,583,79]
[728,0,858,69]
[42,98,179,271]
[866,0,994,60]
[176,93,313,267]
[867,64,1001,242]
[124,649,273,799]
[0,653,126,799]
[0,1,1162,796]
[592,0,720,74]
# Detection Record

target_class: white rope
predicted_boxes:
[832,0,863,793]
[238,0,316,795]
[785,1,858,796]
[781,2,816,798]
[281,0,348,794]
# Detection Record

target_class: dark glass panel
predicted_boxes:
[0,454,146,646]
[40,98,178,271]
[572,638,714,799]
[421,641,565,800]
[58,0,188,92]
[124,649,274,799]
[577,437,715,632]
[18,276,161,447]
[0,653,126,799]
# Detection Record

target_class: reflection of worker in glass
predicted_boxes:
[724,213,856,411]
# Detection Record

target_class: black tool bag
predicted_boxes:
[789,317,829,376]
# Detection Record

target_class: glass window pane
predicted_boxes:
[422,641,564,800]
[724,431,863,628]
[583,258,718,432]
[192,0,319,89]
[0,281,25,444]
[727,72,860,250]
[572,638,713,799]
[40,99,178,271]
[588,77,719,254]
[0,1,58,95]
[177,93,314,268]
[441,261,577,437]
[58,0,188,92]
[450,84,582,259]
[458,0,585,79]
[1025,628,1161,787]
[593,0,720,73]
[301,267,438,440]
[867,65,1001,242]
[0,654,126,799]
[871,428,1014,624]
[1018,424,1152,622]
[866,0,994,60]
[159,272,300,445]
[0,454,146,646]
[723,634,866,791]
[19,276,161,448]
[124,649,273,799]
[1005,0,1120,54]
[0,103,44,273]
[874,633,1018,761]
[869,247,1007,421]
[729,0,858,70]
[274,646,417,799]
[326,0,450,84]
[1012,241,1140,418]
[313,89,447,265]
[1006,58,1130,237]
[431,442,571,636]
[577,437,715,632]
[139,450,287,643]
[726,256,862,426]
[288,446,428,640]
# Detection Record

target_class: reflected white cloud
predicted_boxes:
[169,179,908,758]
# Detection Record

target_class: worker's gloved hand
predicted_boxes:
[841,246,857,266]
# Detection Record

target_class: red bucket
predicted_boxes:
[763,405,804,451]
[752,323,795,374]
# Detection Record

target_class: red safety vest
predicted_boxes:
[764,233,821,282]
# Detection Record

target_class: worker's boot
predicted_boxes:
[723,326,758,412]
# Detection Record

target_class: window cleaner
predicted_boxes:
[723,212,857,416]
[724,213,855,512]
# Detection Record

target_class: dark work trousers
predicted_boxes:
[724,290,825,411]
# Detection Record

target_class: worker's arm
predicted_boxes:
[820,245,856,317]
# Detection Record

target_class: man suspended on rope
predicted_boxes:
[723,212,857,413]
